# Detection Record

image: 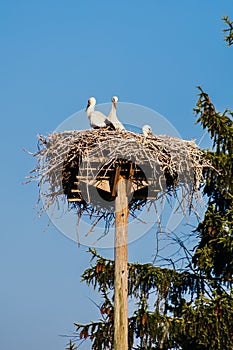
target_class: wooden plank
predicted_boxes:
[111,166,121,197]
[126,163,134,195]
[81,157,107,163]
[76,176,93,179]
[78,168,98,171]
[95,176,111,180]
[94,180,111,193]
[114,176,128,350]
[67,198,82,202]
[131,180,148,191]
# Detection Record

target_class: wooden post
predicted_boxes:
[114,176,128,350]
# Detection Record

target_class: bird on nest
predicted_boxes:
[85,97,115,130]
[108,96,125,131]
[142,124,153,137]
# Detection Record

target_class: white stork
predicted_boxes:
[85,97,115,129]
[142,124,153,137]
[108,96,125,131]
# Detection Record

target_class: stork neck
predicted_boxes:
[86,104,95,116]
[112,103,117,115]
[108,104,114,121]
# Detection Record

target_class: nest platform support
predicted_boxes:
[114,176,129,350]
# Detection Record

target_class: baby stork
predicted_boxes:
[142,124,153,137]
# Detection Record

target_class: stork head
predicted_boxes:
[86,97,96,111]
[142,124,152,137]
[112,95,118,107]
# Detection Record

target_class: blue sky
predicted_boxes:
[1,1,233,349]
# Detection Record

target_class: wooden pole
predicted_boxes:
[114,176,128,350]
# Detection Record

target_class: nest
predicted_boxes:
[28,128,212,229]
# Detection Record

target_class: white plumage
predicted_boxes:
[142,124,153,137]
[86,97,114,129]
[108,96,125,131]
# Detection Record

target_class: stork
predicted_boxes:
[86,97,115,129]
[108,96,125,131]
[142,124,153,137]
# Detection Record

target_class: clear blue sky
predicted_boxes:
[1,1,233,349]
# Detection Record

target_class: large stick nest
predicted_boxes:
[29,128,212,223]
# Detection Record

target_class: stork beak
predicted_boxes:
[85,101,90,112]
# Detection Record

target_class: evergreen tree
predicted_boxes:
[222,16,233,46]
